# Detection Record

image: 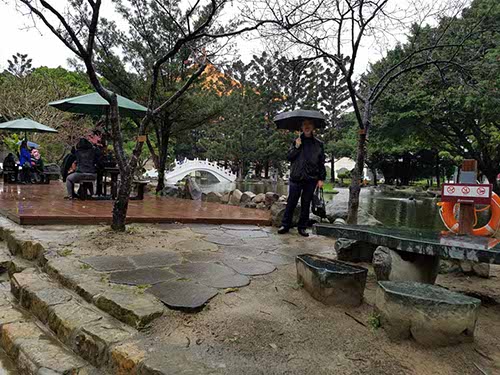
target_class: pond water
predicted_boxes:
[194,178,454,231]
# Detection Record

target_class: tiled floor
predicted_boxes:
[0,182,271,226]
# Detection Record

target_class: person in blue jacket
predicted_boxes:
[19,140,32,184]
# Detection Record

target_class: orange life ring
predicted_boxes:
[438,192,500,236]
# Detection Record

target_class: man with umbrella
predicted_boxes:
[274,110,327,237]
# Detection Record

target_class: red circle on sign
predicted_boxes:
[462,187,470,194]
[447,186,455,194]
[478,187,486,195]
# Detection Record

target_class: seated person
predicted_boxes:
[3,153,18,182]
[19,141,32,184]
[60,147,76,182]
[30,148,44,183]
[65,138,99,199]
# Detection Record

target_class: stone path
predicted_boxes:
[81,224,299,310]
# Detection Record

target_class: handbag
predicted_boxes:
[312,187,327,219]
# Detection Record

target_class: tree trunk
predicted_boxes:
[145,136,159,170]
[264,162,270,179]
[347,130,367,224]
[435,152,441,188]
[330,153,335,183]
[371,168,378,186]
[155,119,172,193]
[347,103,371,225]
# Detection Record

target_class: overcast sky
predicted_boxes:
[0,0,454,75]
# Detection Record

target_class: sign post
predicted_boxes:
[458,160,477,235]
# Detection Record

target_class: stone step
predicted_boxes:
[44,258,164,330]
[0,284,100,374]
[10,268,137,368]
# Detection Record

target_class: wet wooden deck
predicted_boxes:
[0,182,271,226]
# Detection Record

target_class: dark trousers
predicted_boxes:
[281,180,317,229]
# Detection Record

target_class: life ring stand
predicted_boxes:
[438,192,500,237]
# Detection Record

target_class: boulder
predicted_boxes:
[265,192,280,207]
[256,203,267,210]
[459,260,490,278]
[325,200,382,226]
[333,218,347,226]
[160,186,179,197]
[183,177,202,200]
[205,191,222,203]
[253,193,266,204]
[372,246,440,284]
[229,189,243,205]
[278,195,287,202]
[240,191,256,204]
[334,238,377,263]
[271,201,300,227]
[221,192,231,204]
[244,202,257,209]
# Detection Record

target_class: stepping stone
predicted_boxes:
[223,230,269,239]
[174,239,219,252]
[171,263,250,289]
[203,234,242,246]
[256,252,294,266]
[296,254,367,307]
[221,225,262,231]
[182,252,225,263]
[376,281,481,347]
[147,280,218,310]
[188,225,222,235]
[109,268,176,286]
[155,223,185,230]
[82,256,136,271]
[130,252,182,268]
[223,258,276,276]
[221,245,264,259]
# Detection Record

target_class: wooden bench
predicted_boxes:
[3,170,18,184]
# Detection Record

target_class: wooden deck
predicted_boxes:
[0,182,271,226]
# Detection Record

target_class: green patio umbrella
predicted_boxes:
[48,91,148,119]
[0,118,58,140]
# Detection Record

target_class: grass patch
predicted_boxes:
[80,263,91,270]
[368,312,381,330]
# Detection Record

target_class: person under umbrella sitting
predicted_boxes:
[30,148,44,183]
[65,138,100,199]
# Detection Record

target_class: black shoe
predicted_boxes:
[277,226,289,234]
[298,228,309,237]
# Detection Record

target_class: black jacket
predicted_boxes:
[287,134,326,182]
[75,138,100,174]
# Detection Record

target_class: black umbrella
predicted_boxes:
[273,109,327,131]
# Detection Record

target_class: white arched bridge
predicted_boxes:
[145,158,237,183]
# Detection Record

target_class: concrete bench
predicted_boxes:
[375,281,481,347]
[314,224,500,283]
[130,180,149,201]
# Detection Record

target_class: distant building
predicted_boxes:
[326,157,373,181]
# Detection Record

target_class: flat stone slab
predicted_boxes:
[203,234,242,246]
[224,230,269,239]
[174,239,219,252]
[314,223,500,264]
[82,256,136,271]
[171,263,250,288]
[376,281,481,347]
[221,245,264,259]
[256,252,294,266]
[223,258,276,276]
[296,254,367,307]
[221,225,262,231]
[110,268,176,286]
[147,280,218,310]
[182,252,225,263]
[129,252,182,268]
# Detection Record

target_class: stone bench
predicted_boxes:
[314,224,500,283]
[375,281,481,347]
[296,254,368,307]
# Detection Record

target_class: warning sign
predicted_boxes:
[441,183,492,205]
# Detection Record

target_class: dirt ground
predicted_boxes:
[29,223,500,375]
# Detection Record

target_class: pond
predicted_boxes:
[193,177,450,231]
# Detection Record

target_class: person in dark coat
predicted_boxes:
[278,119,326,237]
[3,153,18,183]
[61,147,76,182]
[65,139,100,199]
[19,141,32,184]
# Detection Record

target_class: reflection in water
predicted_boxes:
[187,176,492,232]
